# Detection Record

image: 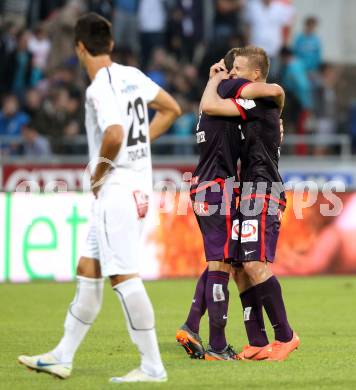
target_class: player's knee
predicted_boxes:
[242,261,272,284]
[113,278,156,330]
[70,300,101,324]
[242,261,260,277]
[68,277,104,325]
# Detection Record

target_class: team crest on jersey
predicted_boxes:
[235,98,256,110]
[196,131,206,144]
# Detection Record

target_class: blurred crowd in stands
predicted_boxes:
[0,0,349,158]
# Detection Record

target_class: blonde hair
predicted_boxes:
[224,46,270,79]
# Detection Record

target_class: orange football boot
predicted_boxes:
[238,345,270,360]
[176,324,205,359]
[267,332,300,361]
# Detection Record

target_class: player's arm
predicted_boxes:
[240,83,285,114]
[91,125,124,197]
[148,89,182,141]
[201,72,242,117]
[201,73,284,117]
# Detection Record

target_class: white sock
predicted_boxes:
[113,278,165,377]
[52,276,104,363]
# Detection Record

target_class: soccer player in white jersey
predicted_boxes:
[18,13,181,383]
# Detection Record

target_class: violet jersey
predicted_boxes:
[230,83,285,200]
[191,78,251,197]
[85,63,160,193]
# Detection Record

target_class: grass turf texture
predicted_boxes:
[1,277,356,389]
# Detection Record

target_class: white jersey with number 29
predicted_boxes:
[85,63,160,193]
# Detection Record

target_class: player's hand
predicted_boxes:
[209,59,227,79]
[280,119,284,143]
[91,176,102,198]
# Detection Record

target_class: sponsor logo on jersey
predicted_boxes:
[241,220,258,243]
[196,131,206,144]
[236,98,256,110]
[121,84,138,94]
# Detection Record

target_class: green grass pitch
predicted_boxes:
[1,277,356,389]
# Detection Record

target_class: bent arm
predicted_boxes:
[202,77,285,116]
[201,75,242,117]
[148,89,182,141]
[241,83,285,113]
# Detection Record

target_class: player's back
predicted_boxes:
[191,79,251,198]
[193,112,240,192]
[85,63,160,193]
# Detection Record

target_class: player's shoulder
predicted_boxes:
[113,63,145,79]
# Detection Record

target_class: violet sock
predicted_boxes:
[185,267,208,334]
[256,276,293,342]
[240,286,269,347]
[205,270,230,351]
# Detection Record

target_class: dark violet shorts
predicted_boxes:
[232,193,286,264]
[191,188,238,262]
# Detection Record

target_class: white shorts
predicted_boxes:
[81,184,149,277]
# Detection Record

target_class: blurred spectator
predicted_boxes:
[88,0,113,21]
[45,0,85,72]
[112,0,139,52]
[23,88,43,119]
[351,102,356,154]
[214,0,243,41]
[112,48,140,68]
[166,0,205,63]
[313,63,337,155]
[27,0,67,28]
[61,86,85,154]
[5,30,34,97]
[280,46,312,154]
[0,94,30,138]
[21,121,52,157]
[244,0,294,80]
[0,22,19,96]
[146,47,177,89]
[181,64,202,102]
[0,94,30,155]
[171,95,196,155]
[293,16,322,75]
[28,25,51,84]
[138,0,167,68]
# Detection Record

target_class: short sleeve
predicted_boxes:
[135,69,160,103]
[230,98,260,121]
[88,86,123,133]
[217,78,251,99]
